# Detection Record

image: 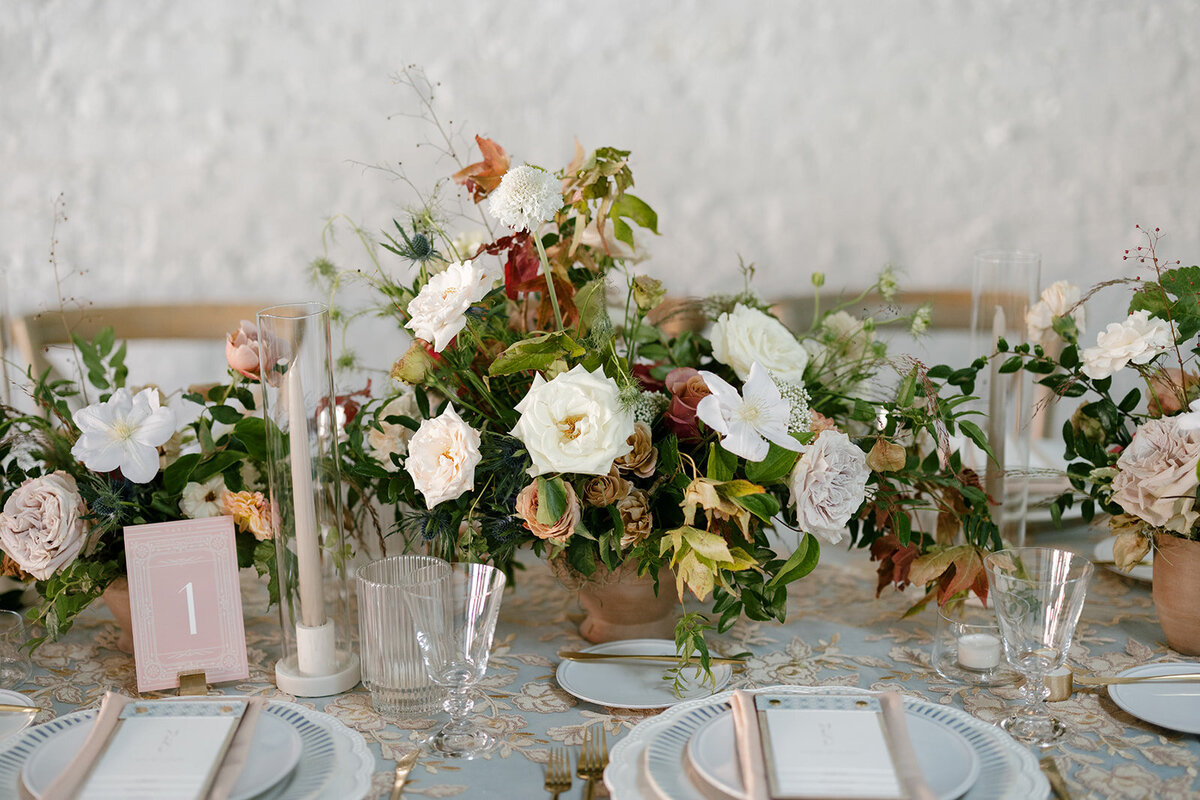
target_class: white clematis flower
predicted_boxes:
[71,388,177,483]
[405,259,499,352]
[695,363,803,462]
[487,164,562,233]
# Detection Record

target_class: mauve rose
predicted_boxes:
[226,320,262,380]
[515,480,581,543]
[0,472,88,580]
[1111,417,1200,533]
[631,364,665,393]
[664,367,711,442]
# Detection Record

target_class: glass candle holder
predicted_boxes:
[0,610,30,689]
[259,302,360,697]
[932,602,1019,687]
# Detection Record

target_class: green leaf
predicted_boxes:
[766,534,820,589]
[731,491,779,522]
[958,420,993,462]
[232,417,267,461]
[191,451,245,485]
[209,405,242,424]
[489,332,586,376]
[610,193,659,234]
[612,217,634,248]
[998,356,1024,374]
[707,443,737,482]
[536,476,568,526]
[896,366,918,407]
[162,453,202,495]
[744,442,801,484]
[566,537,596,577]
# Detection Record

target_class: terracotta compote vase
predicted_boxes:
[556,559,677,643]
[1152,534,1200,655]
[100,577,135,654]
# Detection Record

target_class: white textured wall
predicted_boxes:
[4,0,1199,378]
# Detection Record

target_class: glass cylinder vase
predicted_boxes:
[258,302,360,696]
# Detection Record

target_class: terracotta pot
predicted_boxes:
[100,577,135,654]
[1152,534,1200,656]
[556,559,677,643]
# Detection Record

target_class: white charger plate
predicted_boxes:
[605,686,1048,800]
[0,690,37,746]
[679,706,979,800]
[1093,536,1153,583]
[0,700,351,800]
[1109,662,1200,734]
[20,706,304,800]
[556,639,732,709]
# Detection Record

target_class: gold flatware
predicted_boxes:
[1039,756,1073,800]
[558,650,746,666]
[389,749,419,800]
[544,746,572,799]
[1045,669,1200,701]
[0,704,37,714]
[576,726,608,800]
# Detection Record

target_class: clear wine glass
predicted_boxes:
[984,547,1093,746]
[402,561,507,758]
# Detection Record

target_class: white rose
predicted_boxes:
[405,406,482,507]
[788,430,870,545]
[711,304,809,382]
[0,472,88,580]
[511,365,635,477]
[1111,418,1200,533]
[404,259,499,352]
[820,311,874,363]
[1026,280,1086,346]
[1081,310,1173,380]
[367,392,420,473]
[179,475,226,519]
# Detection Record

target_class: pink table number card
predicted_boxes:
[124,516,249,692]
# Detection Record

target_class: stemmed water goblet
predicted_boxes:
[402,560,507,758]
[984,547,1093,746]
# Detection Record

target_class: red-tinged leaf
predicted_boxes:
[970,565,989,606]
[452,135,510,202]
[870,534,921,597]
[935,548,985,604]
[537,274,579,330]
[503,236,542,300]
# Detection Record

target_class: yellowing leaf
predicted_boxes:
[681,527,734,564]
[907,545,972,587]
[677,550,715,602]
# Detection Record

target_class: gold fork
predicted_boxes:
[544,746,572,799]
[576,726,609,800]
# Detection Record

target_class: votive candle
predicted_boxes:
[957,632,1002,671]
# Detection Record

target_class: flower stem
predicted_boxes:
[532,233,564,331]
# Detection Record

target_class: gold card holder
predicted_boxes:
[178,669,210,696]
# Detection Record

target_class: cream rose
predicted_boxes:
[0,472,88,580]
[1026,280,1086,346]
[405,406,483,507]
[511,365,634,476]
[710,304,809,382]
[404,259,499,352]
[1081,310,1172,380]
[1111,418,1200,533]
[367,392,420,472]
[788,430,870,545]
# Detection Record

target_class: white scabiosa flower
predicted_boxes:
[486,164,562,233]
[70,388,177,483]
[695,363,803,462]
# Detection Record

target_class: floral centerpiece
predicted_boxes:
[1008,227,1200,653]
[0,326,277,646]
[314,88,1002,666]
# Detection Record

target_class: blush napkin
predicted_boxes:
[35,692,267,800]
[729,689,935,800]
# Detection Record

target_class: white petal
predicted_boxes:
[698,371,741,407]
[121,442,162,483]
[721,421,769,462]
[133,407,178,449]
[72,435,125,473]
[743,362,783,403]
[759,420,804,452]
[695,395,729,435]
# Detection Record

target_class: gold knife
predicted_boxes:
[0,704,37,714]
[1073,672,1200,686]
[1039,756,1072,800]
[558,650,746,666]
[389,750,419,800]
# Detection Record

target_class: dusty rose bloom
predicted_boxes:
[514,481,581,543]
[583,468,631,507]
[617,489,654,549]
[222,490,275,541]
[0,472,87,580]
[1148,369,1198,417]
[614,422,658,478]
[664,367,711,442]
[225,320,262,380]
[1111,418,1200,533]
[808,411,839,435]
